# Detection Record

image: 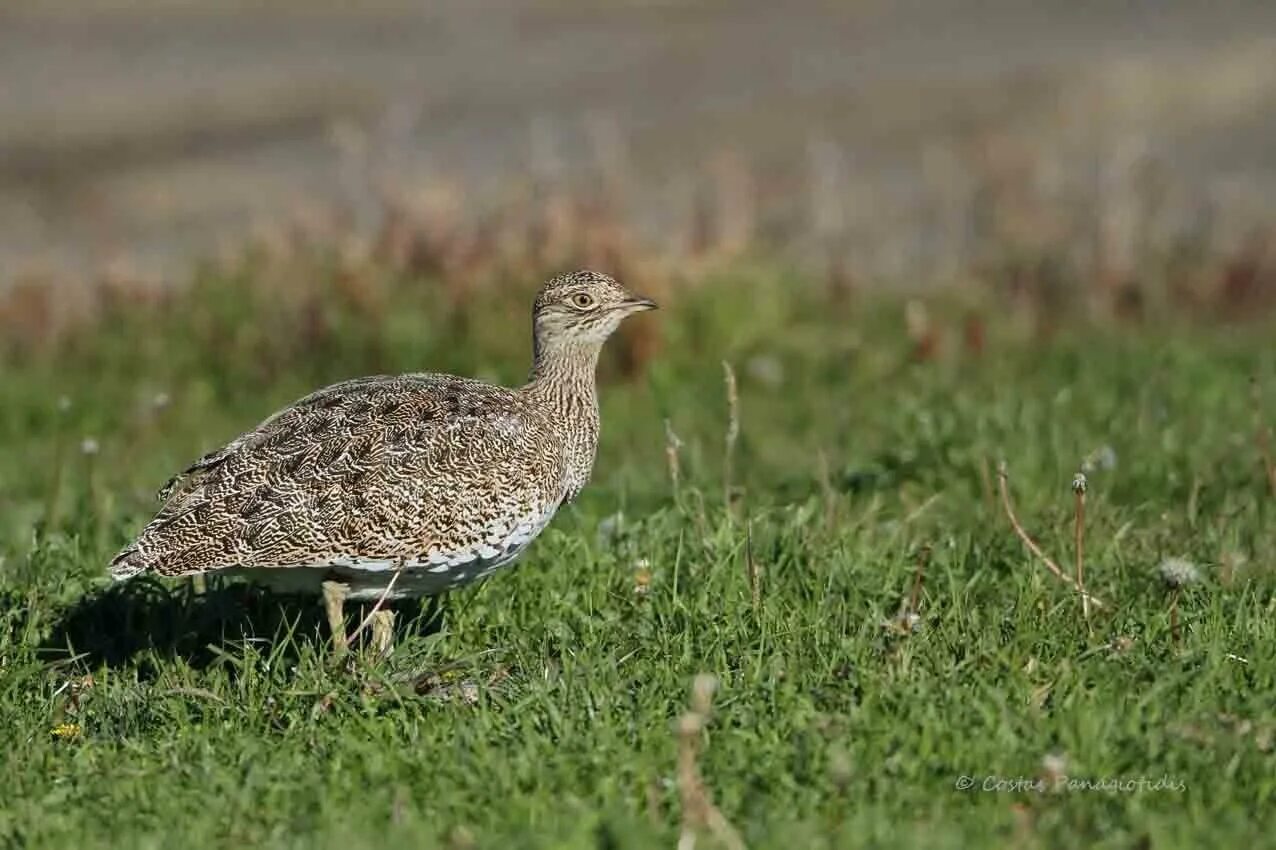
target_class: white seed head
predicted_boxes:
[1041,752,1068,776]
[80,438,100,456]
[690,673,718,715]
[1157,557,1200,588]
[1072,472,1087,494]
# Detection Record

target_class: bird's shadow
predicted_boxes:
[41,578,444,672]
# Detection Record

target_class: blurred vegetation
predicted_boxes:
[1,182,1275,847]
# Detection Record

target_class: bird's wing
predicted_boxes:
[154,375,392,508]
[111,375,560,578]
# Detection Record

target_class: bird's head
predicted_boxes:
[531,270,657,355]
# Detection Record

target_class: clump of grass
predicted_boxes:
[996,461,1107,610]
[1158,557,1201,649]
[675,674,745,850]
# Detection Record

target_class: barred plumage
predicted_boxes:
[109,271,656,618]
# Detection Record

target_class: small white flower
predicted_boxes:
[1158,557,1200,588]
[80,438,99,456]
[881,610,922,634]
[632,557,652,596]
[596,511,625,547]
[1081,445,1118,473]
[57,396,72,413]
[746,354,785,389]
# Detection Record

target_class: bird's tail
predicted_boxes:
[108,547,149,581]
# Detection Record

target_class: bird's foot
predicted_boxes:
[321,580,349,656]
[369,609,396,657]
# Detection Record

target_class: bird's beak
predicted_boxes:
[621,296,658,312]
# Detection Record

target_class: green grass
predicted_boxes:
[2,262,1275,848]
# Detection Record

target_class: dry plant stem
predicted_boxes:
[1262,433,1276,497]
[1169,588,1181,649]
[86,452,105,548]
[1252,376,1276,498]
[43,436,66,529]
[745,520,761,613]
[345,562,403,647]
[665,418,683,496]
[645,780,664,827]
[978,455,996,513]
[688,489,710,540]
[1074,482,1089,622]
[722,360,740,516]
[996,462,1107,610]
[909,545,930,614]
[816,449,837,530]
[1259,423,1276,498]
[676,675,746,850]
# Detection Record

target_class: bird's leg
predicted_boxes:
[321,580,349,655]
[345,559,404,655]
[370,609,396,656]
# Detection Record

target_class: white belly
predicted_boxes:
[230,545,529,601]
[224,507,553,601]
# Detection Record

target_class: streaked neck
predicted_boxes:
[523,340,601,412]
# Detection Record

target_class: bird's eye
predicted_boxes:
[570,293,596,309]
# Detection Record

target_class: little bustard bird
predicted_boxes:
[110,270,657,651]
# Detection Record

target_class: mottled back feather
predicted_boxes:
[109,270,655,593]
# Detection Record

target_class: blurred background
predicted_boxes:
[3,0,1276,308]
[6,7,1276,846]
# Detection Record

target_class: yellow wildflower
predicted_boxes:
[51,722,82,740]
